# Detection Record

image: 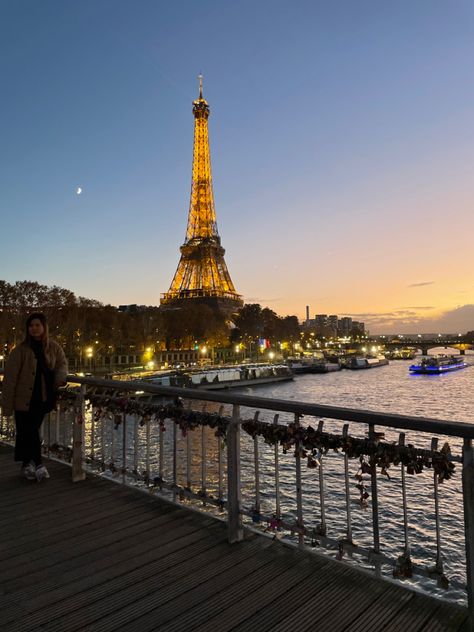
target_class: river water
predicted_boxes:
[232,351,474,604]
[72,351,473,604]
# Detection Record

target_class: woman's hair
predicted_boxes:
[23,312,49,347]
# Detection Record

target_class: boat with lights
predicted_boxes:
[409,355,468,374]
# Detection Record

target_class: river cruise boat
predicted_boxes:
[409,355,469,374]
[139,364,293,390]
[343,355,389,370]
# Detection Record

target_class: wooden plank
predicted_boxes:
[383,592,450,631]
[26,537,273,632]
[0,504,178,580]
[0,496,178,561]
[420,601,468,631]
[112,547,313,632]
[0,515,221,617]
[179,556,344,632]
[342,583,414,631]
[4,523,233,630]
[231,557,349,632]
[265,565,387,632]
[0,504,181,587]
[0,488,168,547]
[3,513,216,596]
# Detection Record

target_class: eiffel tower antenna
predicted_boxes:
[198,73,203,99]
[160,80,243,314]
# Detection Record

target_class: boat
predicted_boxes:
[409,355,469,375]
[310,361,341,374]
[286,358,341,374]
[138,364,294,390]
[343,355,389,370]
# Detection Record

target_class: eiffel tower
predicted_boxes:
[160,77,243,314]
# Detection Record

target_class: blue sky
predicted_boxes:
[1,0,473,332]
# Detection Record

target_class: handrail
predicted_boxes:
[66,374,474,439]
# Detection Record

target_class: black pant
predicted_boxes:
[14,409,46,466]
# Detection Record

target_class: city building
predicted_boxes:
[338,317,353,336]
[328,315,338,336]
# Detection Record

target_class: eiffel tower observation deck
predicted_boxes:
[160,77,243,315]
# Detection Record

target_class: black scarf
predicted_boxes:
[30,340,56,413]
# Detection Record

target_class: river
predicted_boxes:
[232,350,474,604]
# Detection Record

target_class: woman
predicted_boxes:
[2,313,68,481]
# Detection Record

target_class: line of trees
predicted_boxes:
[0,281,301,359]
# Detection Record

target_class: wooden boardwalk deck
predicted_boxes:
[0,445,468,632]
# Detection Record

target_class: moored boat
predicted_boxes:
[286,358,341,374]
[139,363,293,390]
[409,355,469,374]
[343,355,389,370]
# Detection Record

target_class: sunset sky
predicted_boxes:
[1,1,473,333]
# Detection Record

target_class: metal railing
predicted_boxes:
[1,374,473,624]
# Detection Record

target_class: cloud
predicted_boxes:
[400,306,435,310]
[362,304,474,334]
[343,310,419,319]
[419,304,474,333]
[246,297,282,303]
[408,281,435,288]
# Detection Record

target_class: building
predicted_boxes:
[328,315,338,336]
[338,317,353,336]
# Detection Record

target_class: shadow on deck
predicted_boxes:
[0,445,468,632]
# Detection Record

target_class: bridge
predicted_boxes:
[1,376,473,630]
[373,338,474,356]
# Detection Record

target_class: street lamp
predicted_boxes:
[86,347,93,372]
[268,351,275,363]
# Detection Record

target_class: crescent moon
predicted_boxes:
[76,187,82,195]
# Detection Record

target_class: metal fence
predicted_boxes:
[1,374,474,623]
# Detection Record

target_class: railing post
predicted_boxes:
[253,411,261,516]
[294,413,305,547]
[431,438,444,574]
[462,438,474,630]
[342,424,353,543]
[227,404,243,543]
[72,384,86,482]
[273,414,281,520]
[368,423,380,560]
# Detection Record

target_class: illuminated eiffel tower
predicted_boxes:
[160,77,243,314]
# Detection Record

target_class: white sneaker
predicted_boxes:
[22,462,37,481]
[36,465,50,481]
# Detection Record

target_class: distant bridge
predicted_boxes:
[376,339,473,355]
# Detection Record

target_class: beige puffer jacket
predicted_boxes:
[1,341,68,416]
